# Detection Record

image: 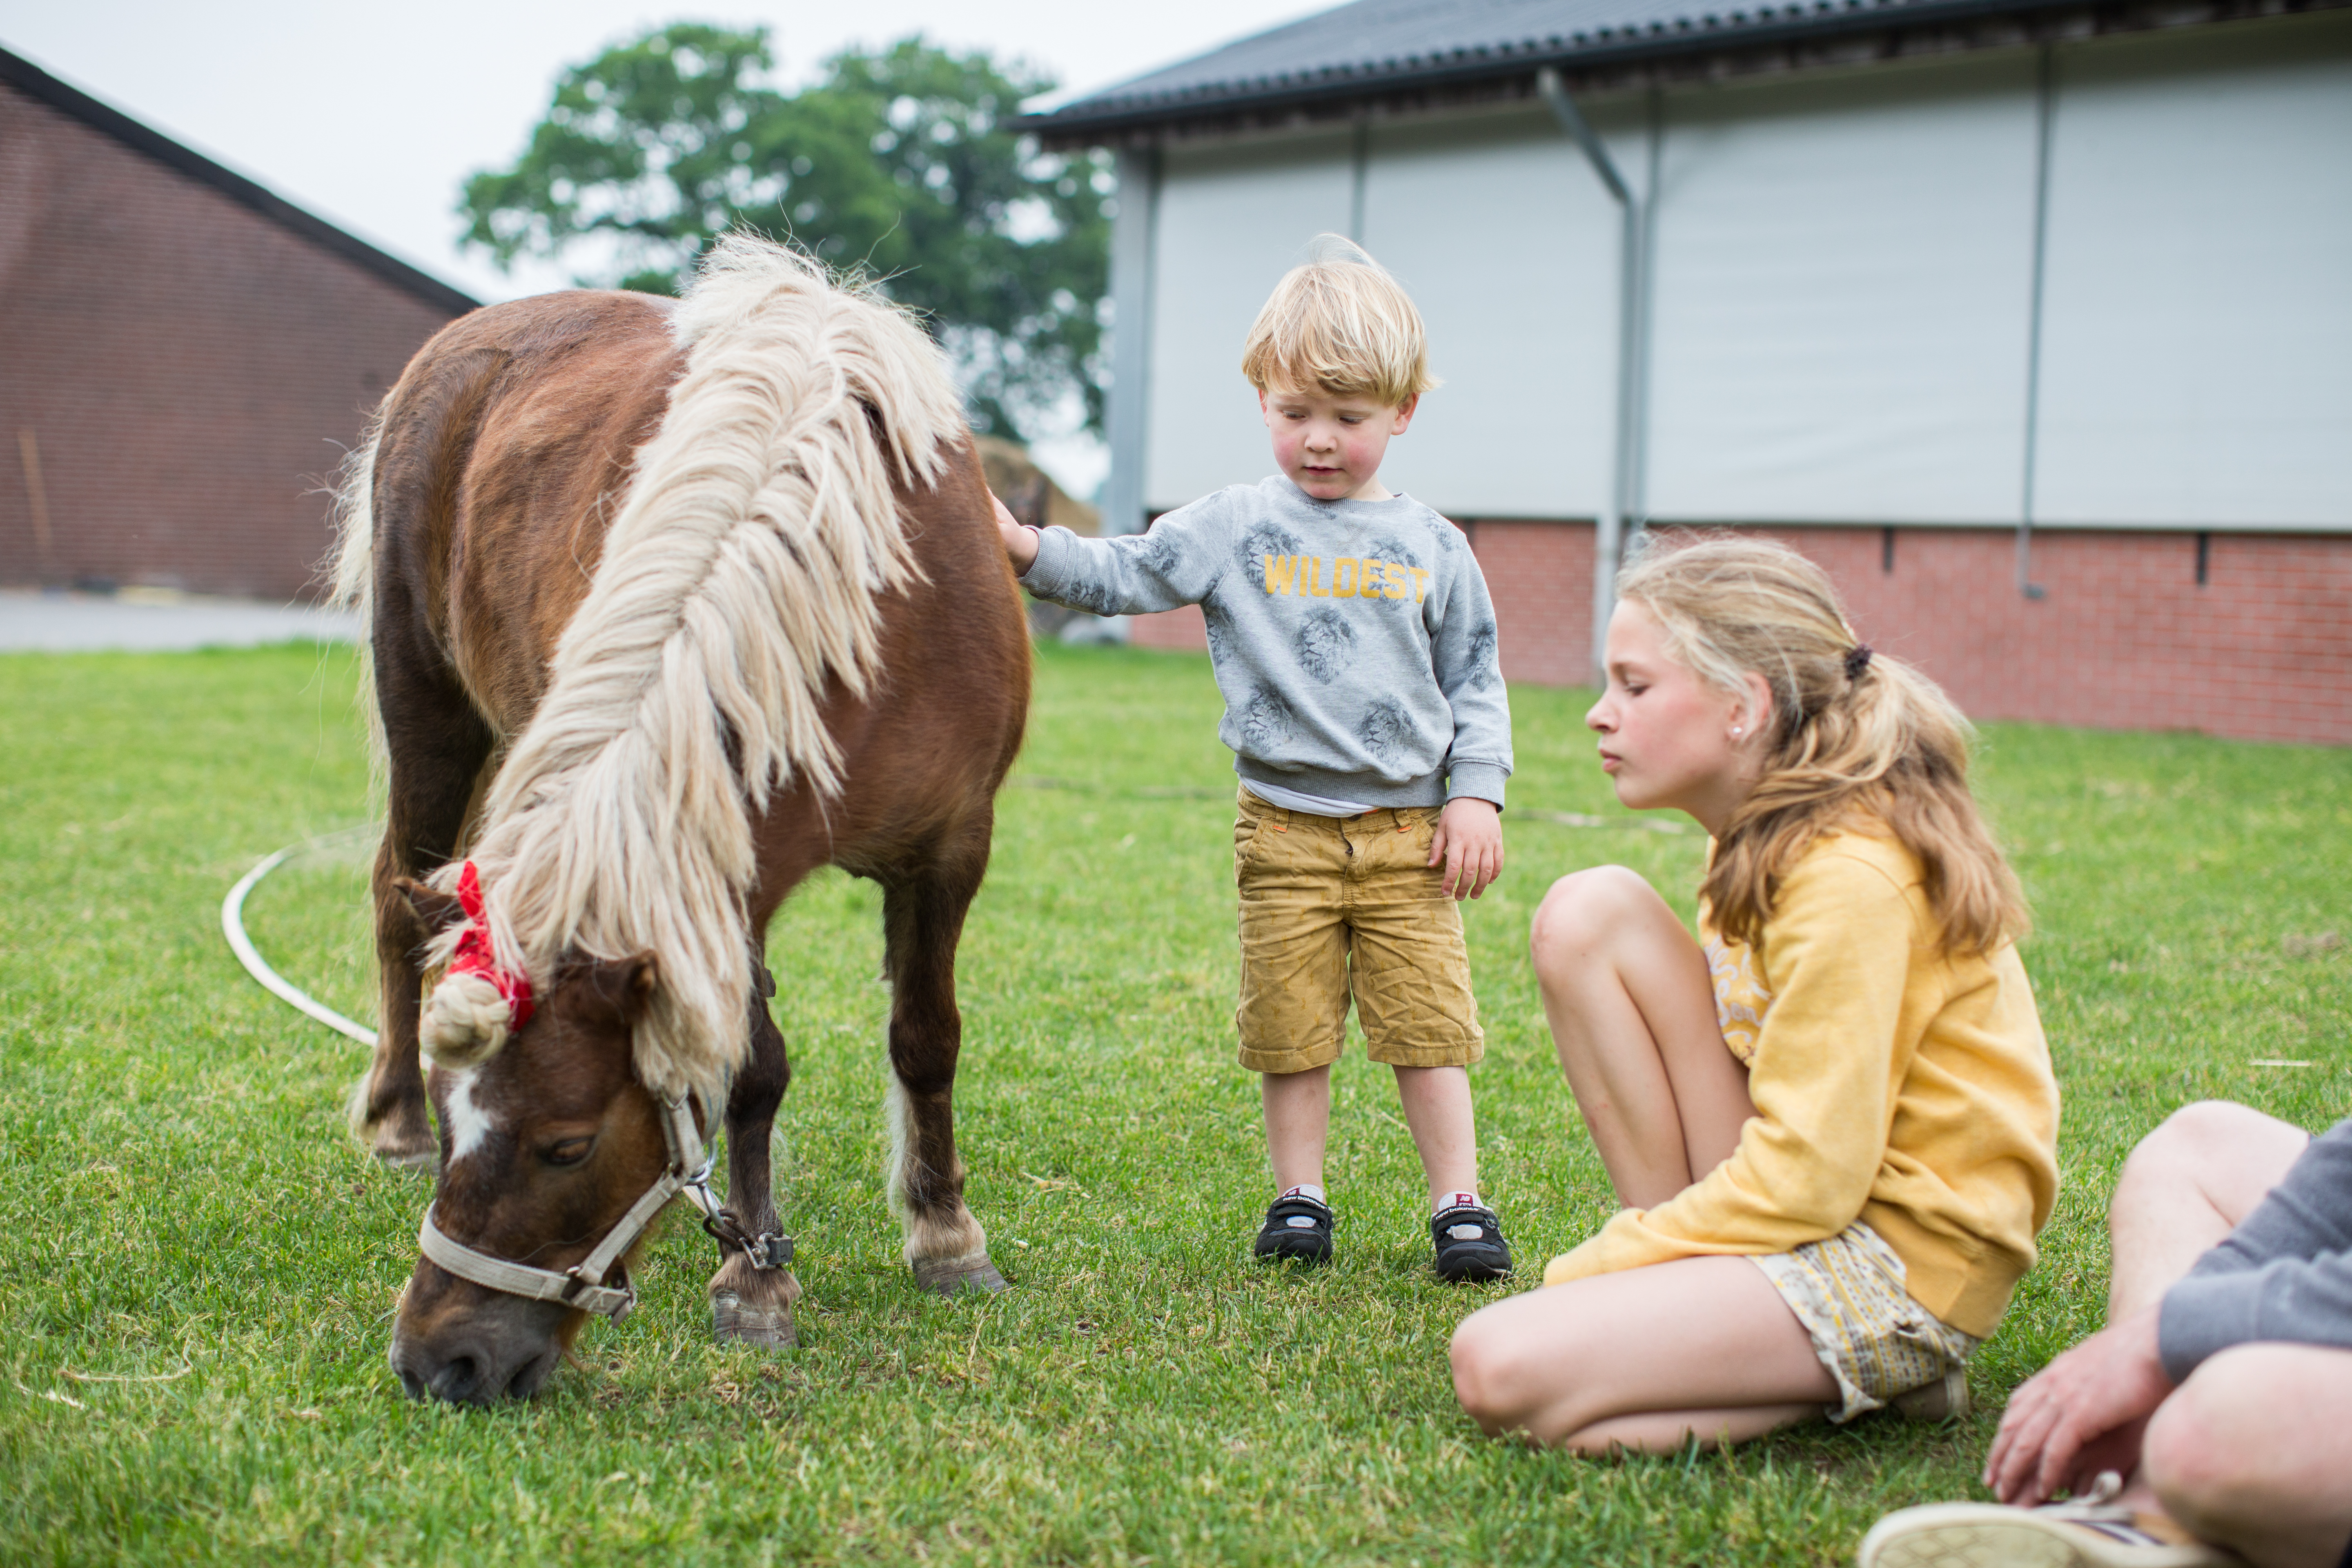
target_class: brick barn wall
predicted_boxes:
[0,81,467,600]
[1128,600,1208,651]
[1114,513,2350,745]
[1771,526,2352,747]
[1464,519,1596,687]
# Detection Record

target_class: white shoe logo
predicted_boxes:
[1287,1216,1317,1229]
[1447,1223,1484,1241]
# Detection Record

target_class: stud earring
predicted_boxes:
[1731,725,1744,737]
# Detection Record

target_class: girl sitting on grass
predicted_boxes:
[1450,534,2060,1452]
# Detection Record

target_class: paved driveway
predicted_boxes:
[0,589,357,653]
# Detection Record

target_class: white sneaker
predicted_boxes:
[1856,1472,2238,1567]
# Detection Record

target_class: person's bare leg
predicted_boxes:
[2107,1100,2312,1320]
[1450,1255,1837,1452]
[1529,866,1755,1208]
[1394,1065,1477,1207]
[1262,1065,1333,1194]
[2142,1343,2352,1568]
[2080,1101,2318,1514]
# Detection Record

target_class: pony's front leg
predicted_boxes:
[710,964,802,1348]
[352,844,438,1167]
[882,858,1005,1294]
[351,619,494,1167]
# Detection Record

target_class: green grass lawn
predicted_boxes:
[1,639,2345,1566]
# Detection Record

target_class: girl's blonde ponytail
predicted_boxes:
[1617,532,2027,955]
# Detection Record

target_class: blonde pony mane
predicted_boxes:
[427,235,965,1102]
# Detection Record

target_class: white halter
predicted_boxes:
[415,1095,785,1321]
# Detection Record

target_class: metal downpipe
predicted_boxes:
[1539,68,1653,680]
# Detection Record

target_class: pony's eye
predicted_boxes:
[542,1137,594,1167]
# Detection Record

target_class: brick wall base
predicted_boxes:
[1129,601,1208,652]
[1116,518,2351,746]
[1772,526,2352,746]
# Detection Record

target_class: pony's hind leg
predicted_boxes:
[881,844,1005,1294]
[354,648,494,1167]
[710,959,803,1349]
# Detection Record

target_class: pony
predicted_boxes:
[332,236,1030,1403]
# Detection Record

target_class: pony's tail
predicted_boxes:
[326,410,386,792]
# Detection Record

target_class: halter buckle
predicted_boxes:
[564,1261,635,1322]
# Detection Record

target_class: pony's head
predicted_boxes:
[387,877,684,1403]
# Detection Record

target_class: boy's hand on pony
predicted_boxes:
[1982,1305,2174,1506]
[1429,798,1503,900]
[991,491,1039,572]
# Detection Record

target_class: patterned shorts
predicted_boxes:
[1750,1222,1980,1423]
[1232,788,1483,1074]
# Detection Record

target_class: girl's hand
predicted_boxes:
[992,492,1039,572]
[1429,798,1503,900]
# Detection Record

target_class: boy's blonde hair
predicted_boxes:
[1617,532,2028,956]
[1241,235,1439,406]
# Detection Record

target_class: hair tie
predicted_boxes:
[1843,644,1874,679]
[448,861,535,1030]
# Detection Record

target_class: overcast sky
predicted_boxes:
[3,1,1335,492]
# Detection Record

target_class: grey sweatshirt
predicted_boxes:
[1021,477,1512,810]
[2158,1113,2352,1380]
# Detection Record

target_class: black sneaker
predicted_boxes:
[1431,1202,1512,1282]
[1254,1193,1335,1265]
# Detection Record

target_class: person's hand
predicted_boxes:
[992,491,1039,572]
[1984,1306,2175,1505]
[1428,797,1503,900]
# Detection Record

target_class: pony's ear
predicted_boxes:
[395,876,468,936]
[585,953,659,1026]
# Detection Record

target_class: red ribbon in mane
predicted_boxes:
[449,861,535,1030]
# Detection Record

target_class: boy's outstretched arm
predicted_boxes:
[1429,798,1503,901]
[992,491,1040,572]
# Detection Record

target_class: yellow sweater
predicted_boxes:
[1542,831,2060,1339]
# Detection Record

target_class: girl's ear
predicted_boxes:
[1736,670,1775,740]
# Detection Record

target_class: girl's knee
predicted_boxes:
[1449,1313,1535,1432]
[1530,866,1654,968]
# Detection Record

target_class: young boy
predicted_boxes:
[994,236,1515,1282]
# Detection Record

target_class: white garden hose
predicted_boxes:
[222,829,380,1047]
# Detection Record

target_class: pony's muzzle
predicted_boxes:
[390,1321,562,1404]
[390,1268,573,1404]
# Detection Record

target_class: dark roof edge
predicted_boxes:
[1021,0,2336,140]
[0,45,479,316]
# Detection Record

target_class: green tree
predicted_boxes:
[459,24,1112,439]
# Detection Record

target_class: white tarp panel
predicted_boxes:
[2032,13,2352,530]
[1145,134,1352,510]
[1358,105,1633,521]
[1645,54,2042,525]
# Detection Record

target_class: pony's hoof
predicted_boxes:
[913,1253,1008,1295]
[713,1287,799,1350]
[368,1118,436,1169]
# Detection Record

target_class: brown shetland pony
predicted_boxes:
[332,238,1029,1403]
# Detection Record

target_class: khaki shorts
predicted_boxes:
[1233,787,1484,1075]
[1751,1221,1981,1423]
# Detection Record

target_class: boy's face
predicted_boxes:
[1258,379,1417,503]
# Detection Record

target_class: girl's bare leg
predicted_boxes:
[1529,866,1755,1208]
[1450,1255,1837,1451]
